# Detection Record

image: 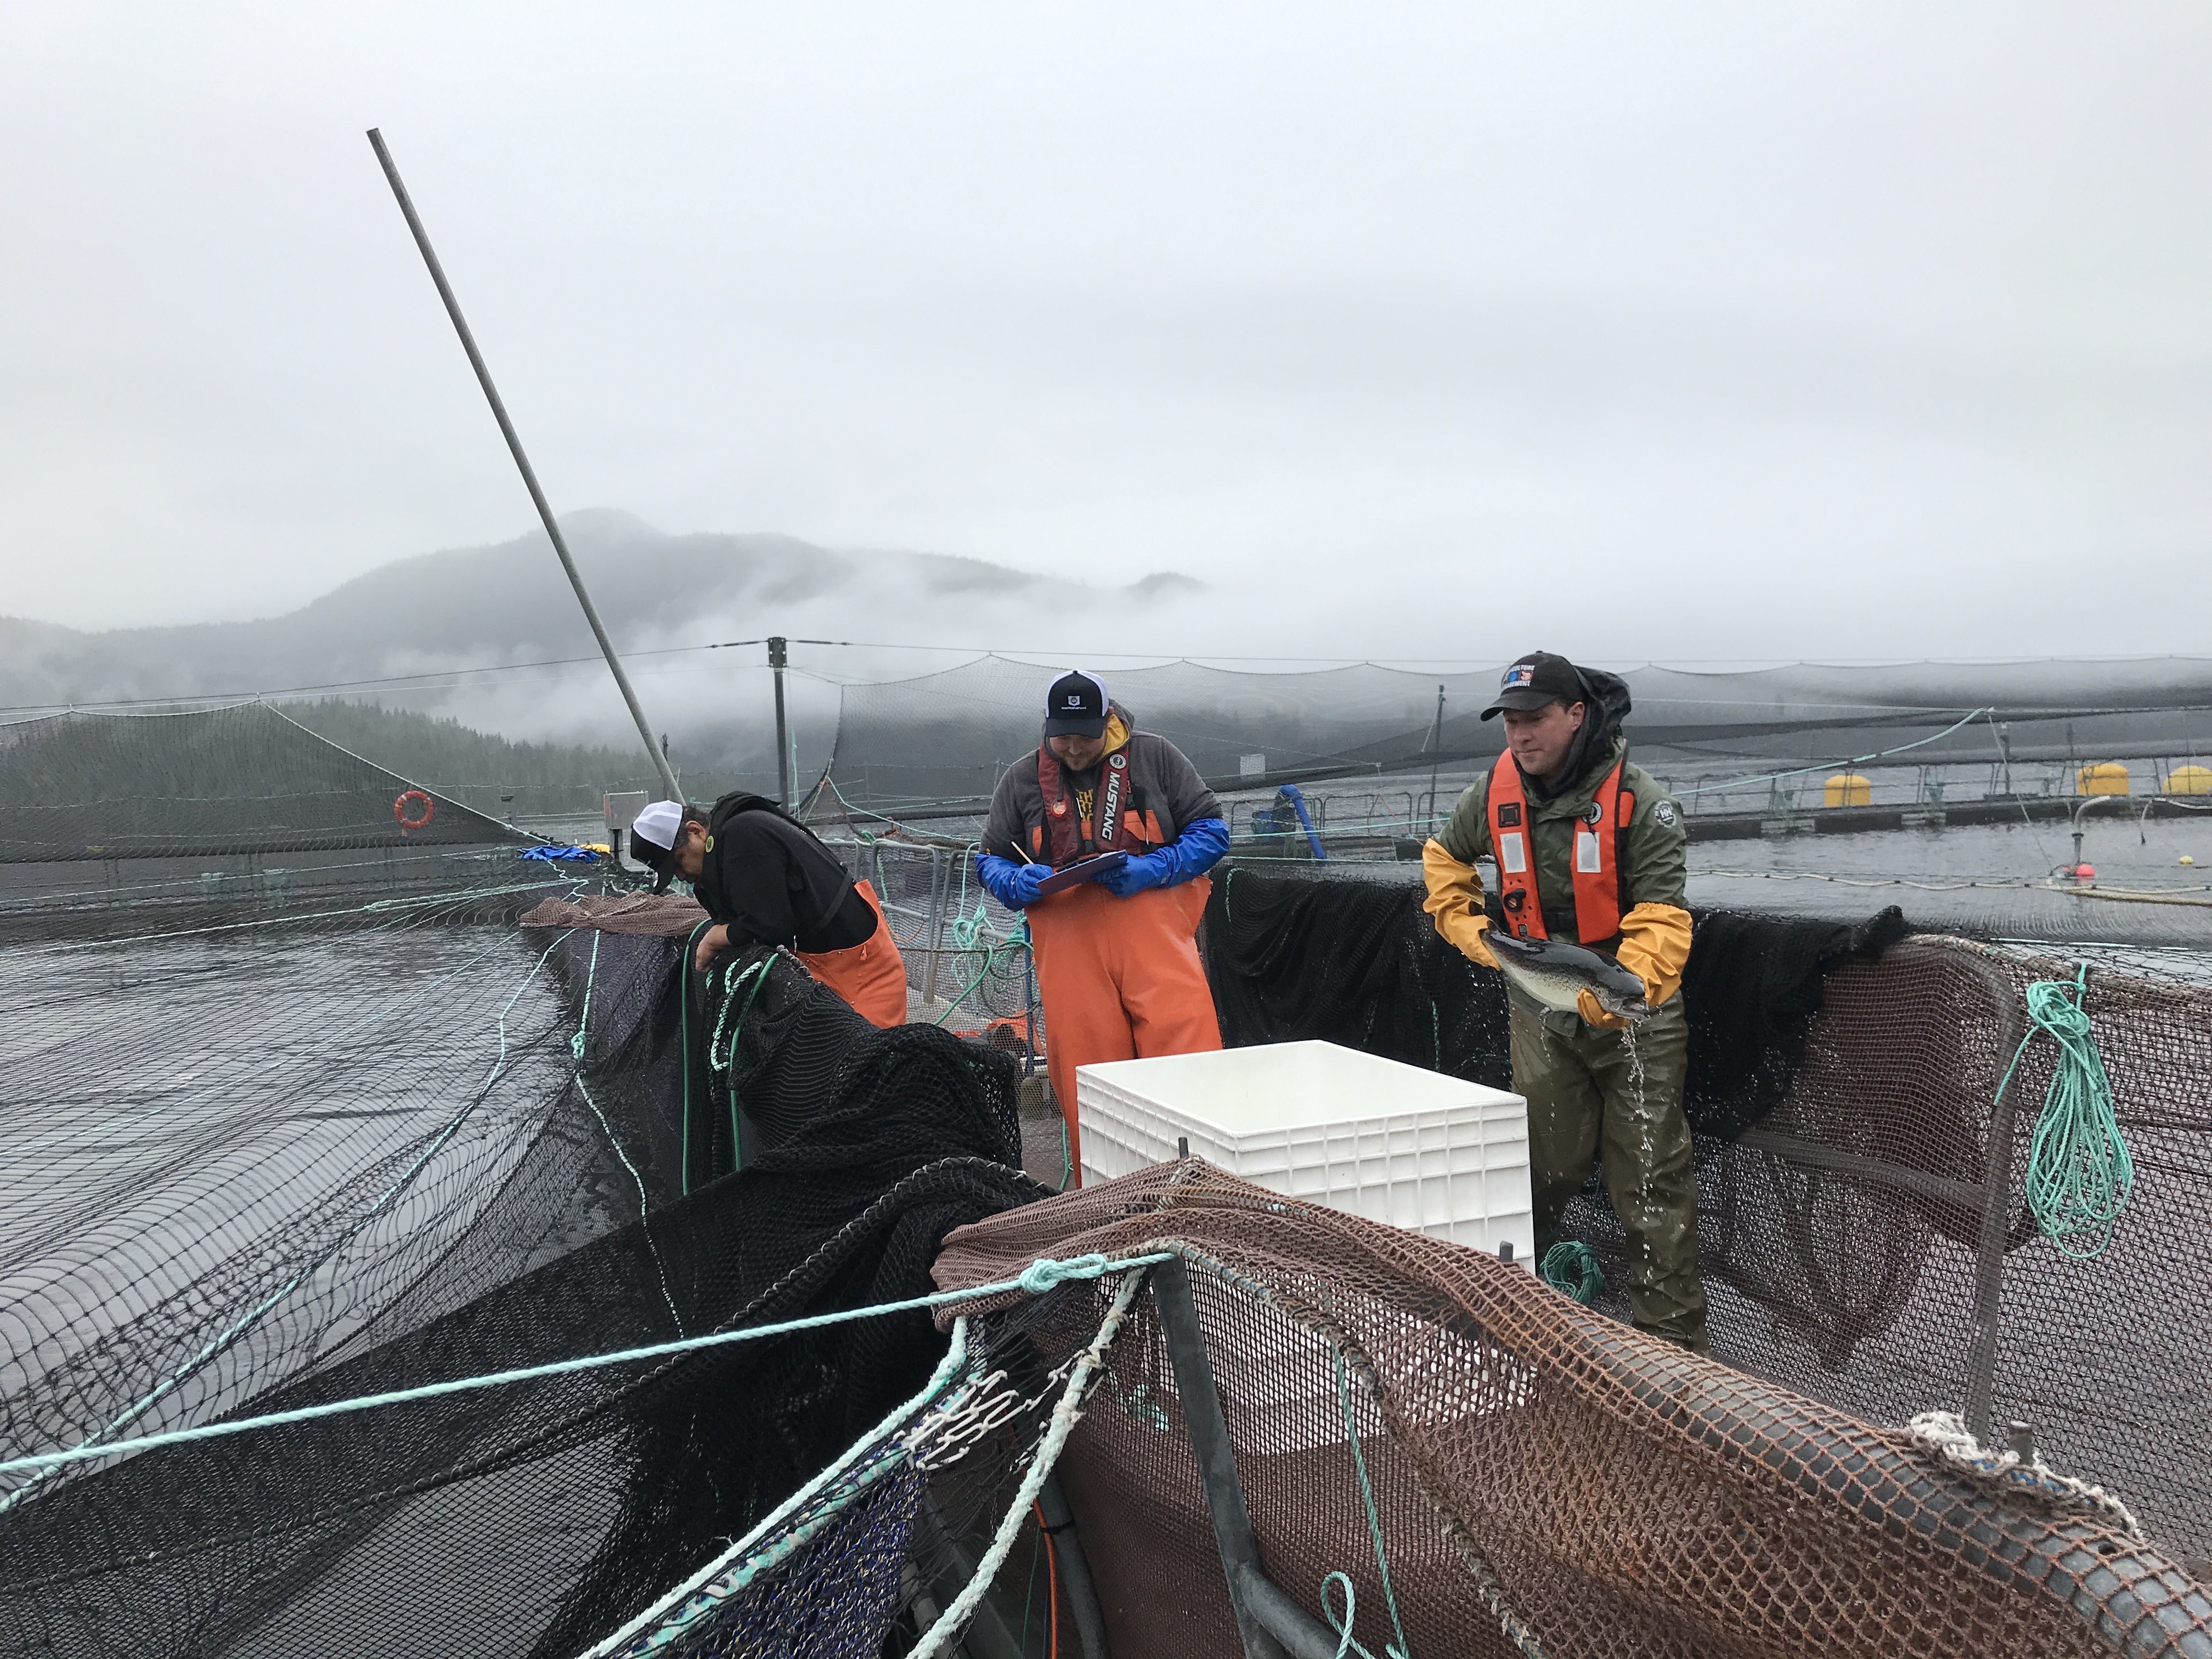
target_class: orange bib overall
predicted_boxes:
[793,880,907,1029]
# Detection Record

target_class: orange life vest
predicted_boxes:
[1487,749,1633,944]
[1032,746,1161,868]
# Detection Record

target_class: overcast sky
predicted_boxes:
[5,4,2209,661]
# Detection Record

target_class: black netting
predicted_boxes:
[0,925,1048,1658]
[1200,864,1902,1138]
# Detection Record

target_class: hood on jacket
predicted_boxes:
[1526,666,1633,803]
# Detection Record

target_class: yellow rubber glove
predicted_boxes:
[1615,902,1693,1008]
[1421,838,1499,969]
[1576,986,1632,1030]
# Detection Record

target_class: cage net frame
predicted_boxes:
[1197,867,2212,1585]
[934,1172,2212,1658]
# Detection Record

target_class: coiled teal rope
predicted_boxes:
[2001,965,2134,1260]
[934,894,1030,1027]
[1539,1240,1605,1304]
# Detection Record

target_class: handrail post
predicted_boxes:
[1154,1259,1338,1659]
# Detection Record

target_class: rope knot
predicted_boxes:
[1017,1254,1111,1295]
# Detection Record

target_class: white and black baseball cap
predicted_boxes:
[629,800,686,893]
[1042,670,1110,738]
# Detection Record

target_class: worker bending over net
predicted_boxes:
[629,792,908,1027]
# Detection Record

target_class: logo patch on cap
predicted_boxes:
[1501,662,1537,690]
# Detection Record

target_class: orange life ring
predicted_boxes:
[393,789,436,833]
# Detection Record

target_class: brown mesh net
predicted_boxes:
[934,1165,2212,1657]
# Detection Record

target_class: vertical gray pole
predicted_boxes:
[921,848,947,1008]
[1961,951,2028,1444]
[1153,1260,1335,1659]
[366,128,682,803]
[770,636,791,808]
[1426,683,1446,831]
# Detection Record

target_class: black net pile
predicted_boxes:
[1198,865,2212,1576]
[0,896,1050,1657]
[1201,864,1906,1137]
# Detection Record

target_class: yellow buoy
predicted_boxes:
[2182,855,2196,867]
[1824,773,1872,808]
[2076,762,2130,797]
[2166,764,2212,796]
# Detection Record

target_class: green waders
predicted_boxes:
[1509,994,1709,1352]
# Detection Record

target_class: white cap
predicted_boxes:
[630,799,685,851]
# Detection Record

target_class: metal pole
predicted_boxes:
[1426,684,1446,832]
[1154,1259,1337,1659]
[769,636,791,808]
[365,128,682,803]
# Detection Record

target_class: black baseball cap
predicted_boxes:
[1042,670,1110,738]
[1481,651,1586,719]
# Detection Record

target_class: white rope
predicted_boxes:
[907,1261,1157,1659]
[574,1321,980,1659]
[1904,1412,2141,1537]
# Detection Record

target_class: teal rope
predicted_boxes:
[0,1251,1171,1476]
[678,919,714,1195]
[1539,1241,1605,1304]
[1323,1573,1398,1659]
[934,899,1030,1027]
[2002,964,2135,1260]
[578,1316,981,1659]
[571,926,603,1062]
[1334,1347,1414,1659]
[713,957,777,1172]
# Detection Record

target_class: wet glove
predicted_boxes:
[976,853,1046,910]
[1420,838,1500,969]
[1576,986,1634,1030]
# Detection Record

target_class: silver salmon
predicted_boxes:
[1489,932,1651,1023]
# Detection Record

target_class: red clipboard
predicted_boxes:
[1032,851,1130,898]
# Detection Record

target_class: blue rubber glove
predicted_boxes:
[1167,817,1231,881]
[977,853,1046,910]
[1100,817,1231,896]
[1099,850,1172,897]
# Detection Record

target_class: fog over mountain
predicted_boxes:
[0,510,1214,778]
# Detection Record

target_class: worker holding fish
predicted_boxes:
[1422,651,1707,1351]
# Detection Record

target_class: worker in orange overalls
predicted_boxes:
[976,672,1231,1176]
[628,793,907,1028]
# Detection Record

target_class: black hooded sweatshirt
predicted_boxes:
[1522,664,1634,802]
[692,792,877,953]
